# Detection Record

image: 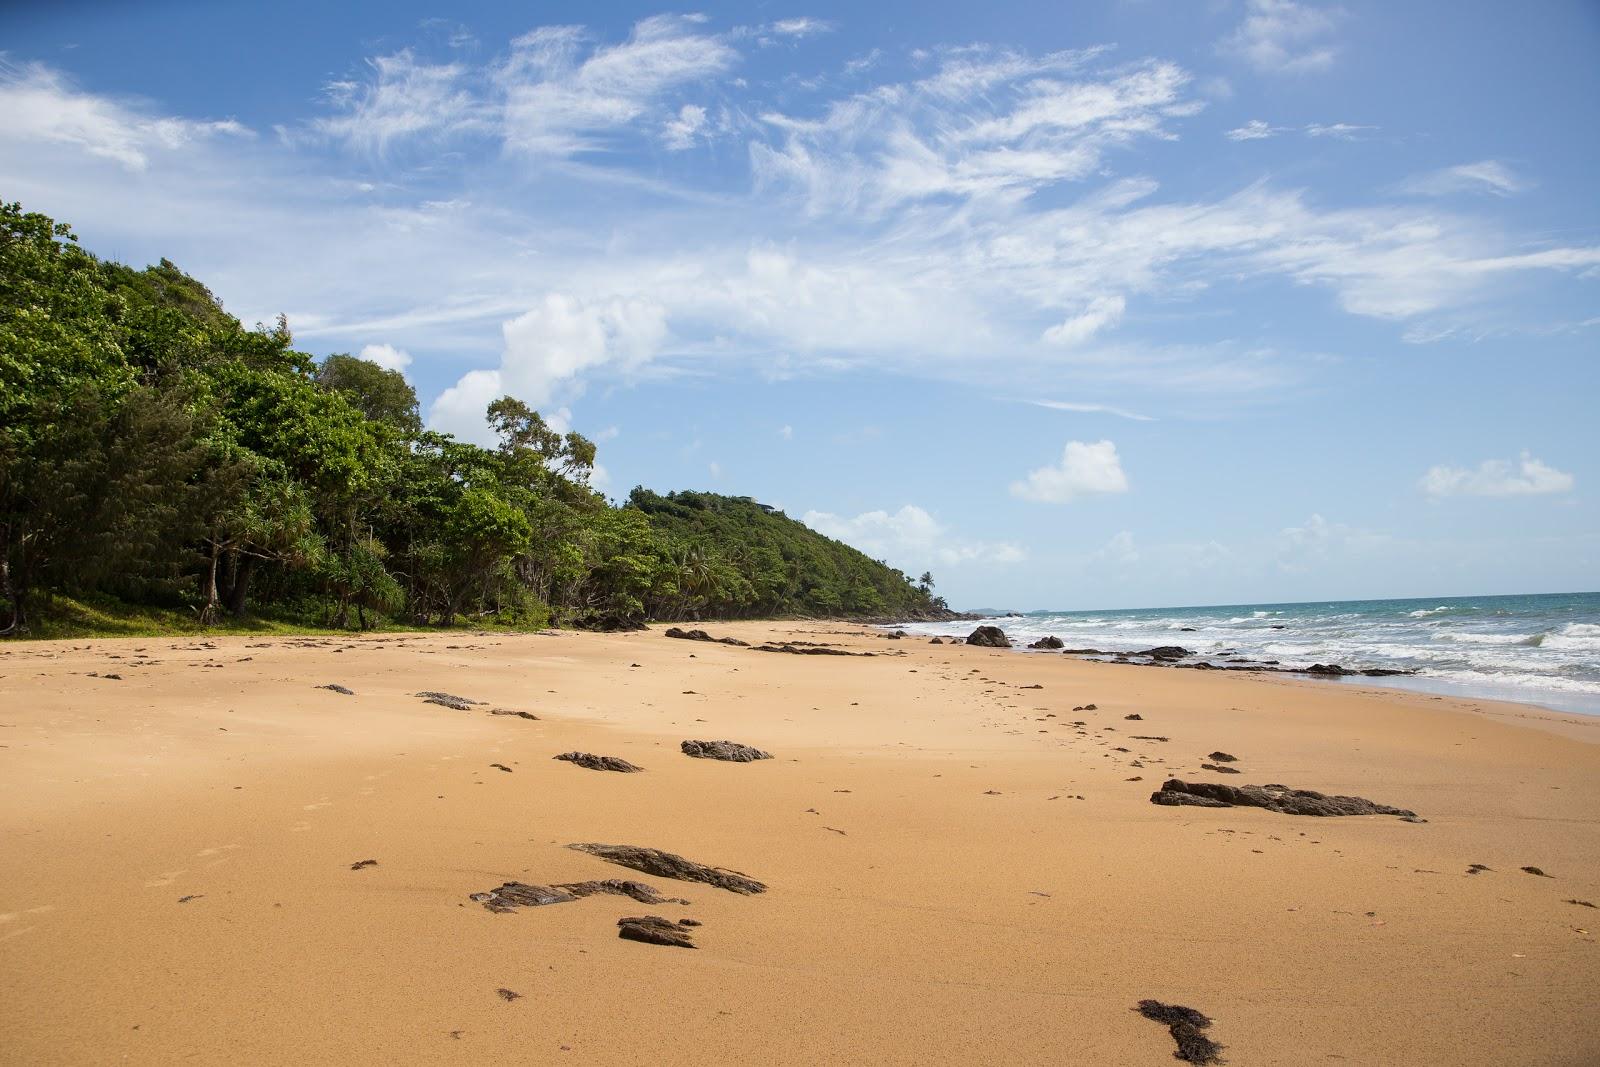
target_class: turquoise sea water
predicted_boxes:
[897,591,1600,715]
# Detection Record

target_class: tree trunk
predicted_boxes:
[199,543,221,626]
[224,553,256,618]
[0,555,23,635]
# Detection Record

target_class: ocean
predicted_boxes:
[894,591,1600,715]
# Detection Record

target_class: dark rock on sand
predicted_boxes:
[618,915,697,948]
[1150,779,1418,819]
[1521,866,1551,877]
[1136,1000,1224,1065]
[966,625,1011,648]
[1131,735,1170,742]
[1566,899,1597,908]
[350,859,378,870]
[1467,864,1491,875]
[681,739,772,762]
[316,684,354,695]
[496,988,521,1002]
[1028,636,1065,650]
[1125,713,1143,720]
[490,708,539,720]
[930,637,945,644]
[470,878,685,913]
[416,691,478,710]
[489,763,513,773]
[555,751,643,773]
[752,643,873,657]
[1200,763,1242,775]
[663,627,750,647]
[1137,646,1191,660]
[567,843,766,894]
[1207,751,1238,762]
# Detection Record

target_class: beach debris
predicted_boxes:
[1150,779,1419,819]
[1135,1000,1224,1065]
[1131,736,1171,743]
[416,691,479,710]
[567,843,766,894]
[617,915,698,948]
[681,739,773,762]
[350,859,378,871]
[1467,864,1491,875]
[470,879,687,913]
[751,643,873,656]
[1201,763,1242,775]
[1521,866,1551,877]
[1028,636,1064,650]
[1207,751,1238,762]
[316,684,354,695]
[496,988,521,1002]
[965,625,1011,648]
[489,708,539,720]
[554,751,644,773]
[1125,713,1143,720]
[1565,899,1597,908]
[663,627,749,647]
[177,894,203,903]
[489,763,513,773]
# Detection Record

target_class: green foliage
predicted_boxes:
[0,202,948,636]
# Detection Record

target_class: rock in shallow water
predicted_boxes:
[1150,779,1418,818]
[966,625,1011,648]
[567,843,766,894]
[681,739,772,762]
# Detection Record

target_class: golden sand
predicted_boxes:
[2,623,1597,1064]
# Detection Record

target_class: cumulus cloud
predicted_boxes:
[0,60,251,171]
[1400,160,1529,198]
[1043,294,1126,346]
[1010,440,1130,503]
[801,505,1025,569]
[1221,0,1343,75]
[357,342,412,372]
[1420,452,1574,498]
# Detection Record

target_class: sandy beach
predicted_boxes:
[3,622,1598,1065]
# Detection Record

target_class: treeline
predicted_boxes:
[0,202,949,634]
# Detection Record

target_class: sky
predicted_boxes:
[2,0,1597,610]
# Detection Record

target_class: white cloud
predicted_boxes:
[357,342,412,372]
[1024,399,1154,421]
[1400,160,1529,198]
[1010,440,1130,503]
[1098,530,1140,565]
[1221,0,1343,74]
[1304,122,1373,140]
[768,18,833,38]
[0,60,251,171]
[661,103,708,149]
[1043,294,1126,345]
[1421,452,1575,498]
[427,368,504,444]
[802,504,1024,568]
[708,460,723,478]
[314,51,484,154]
[498,15,736,157]
[1225,118,1282,141]
[779,424,794,439]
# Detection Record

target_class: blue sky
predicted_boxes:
[3,0,1597,609]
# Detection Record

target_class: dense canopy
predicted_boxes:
[0,202,948,634]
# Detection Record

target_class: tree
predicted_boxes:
[314,353,422,435]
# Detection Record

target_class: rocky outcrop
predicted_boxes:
[1136,1000,1224,1065]
[663,627,750,646]
[416,691,479,710]
[966,625,1011,648]
[567,843,766,894]
[1136,646,1191,660]
[1028,636,1064,650]
[751,643,873,657]
[617,915,697,948]
[681,739,772,762]
[555,751,644,773]
[1150,779,1418,818]
[470,878,685,913]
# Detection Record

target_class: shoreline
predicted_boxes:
[3,622,1596,1064]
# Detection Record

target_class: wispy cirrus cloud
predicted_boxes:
[1220,0,1344,75]
[1022,399,1155,422]
[1399,160,1529,198]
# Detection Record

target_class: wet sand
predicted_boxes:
[2,623,1597,1065]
